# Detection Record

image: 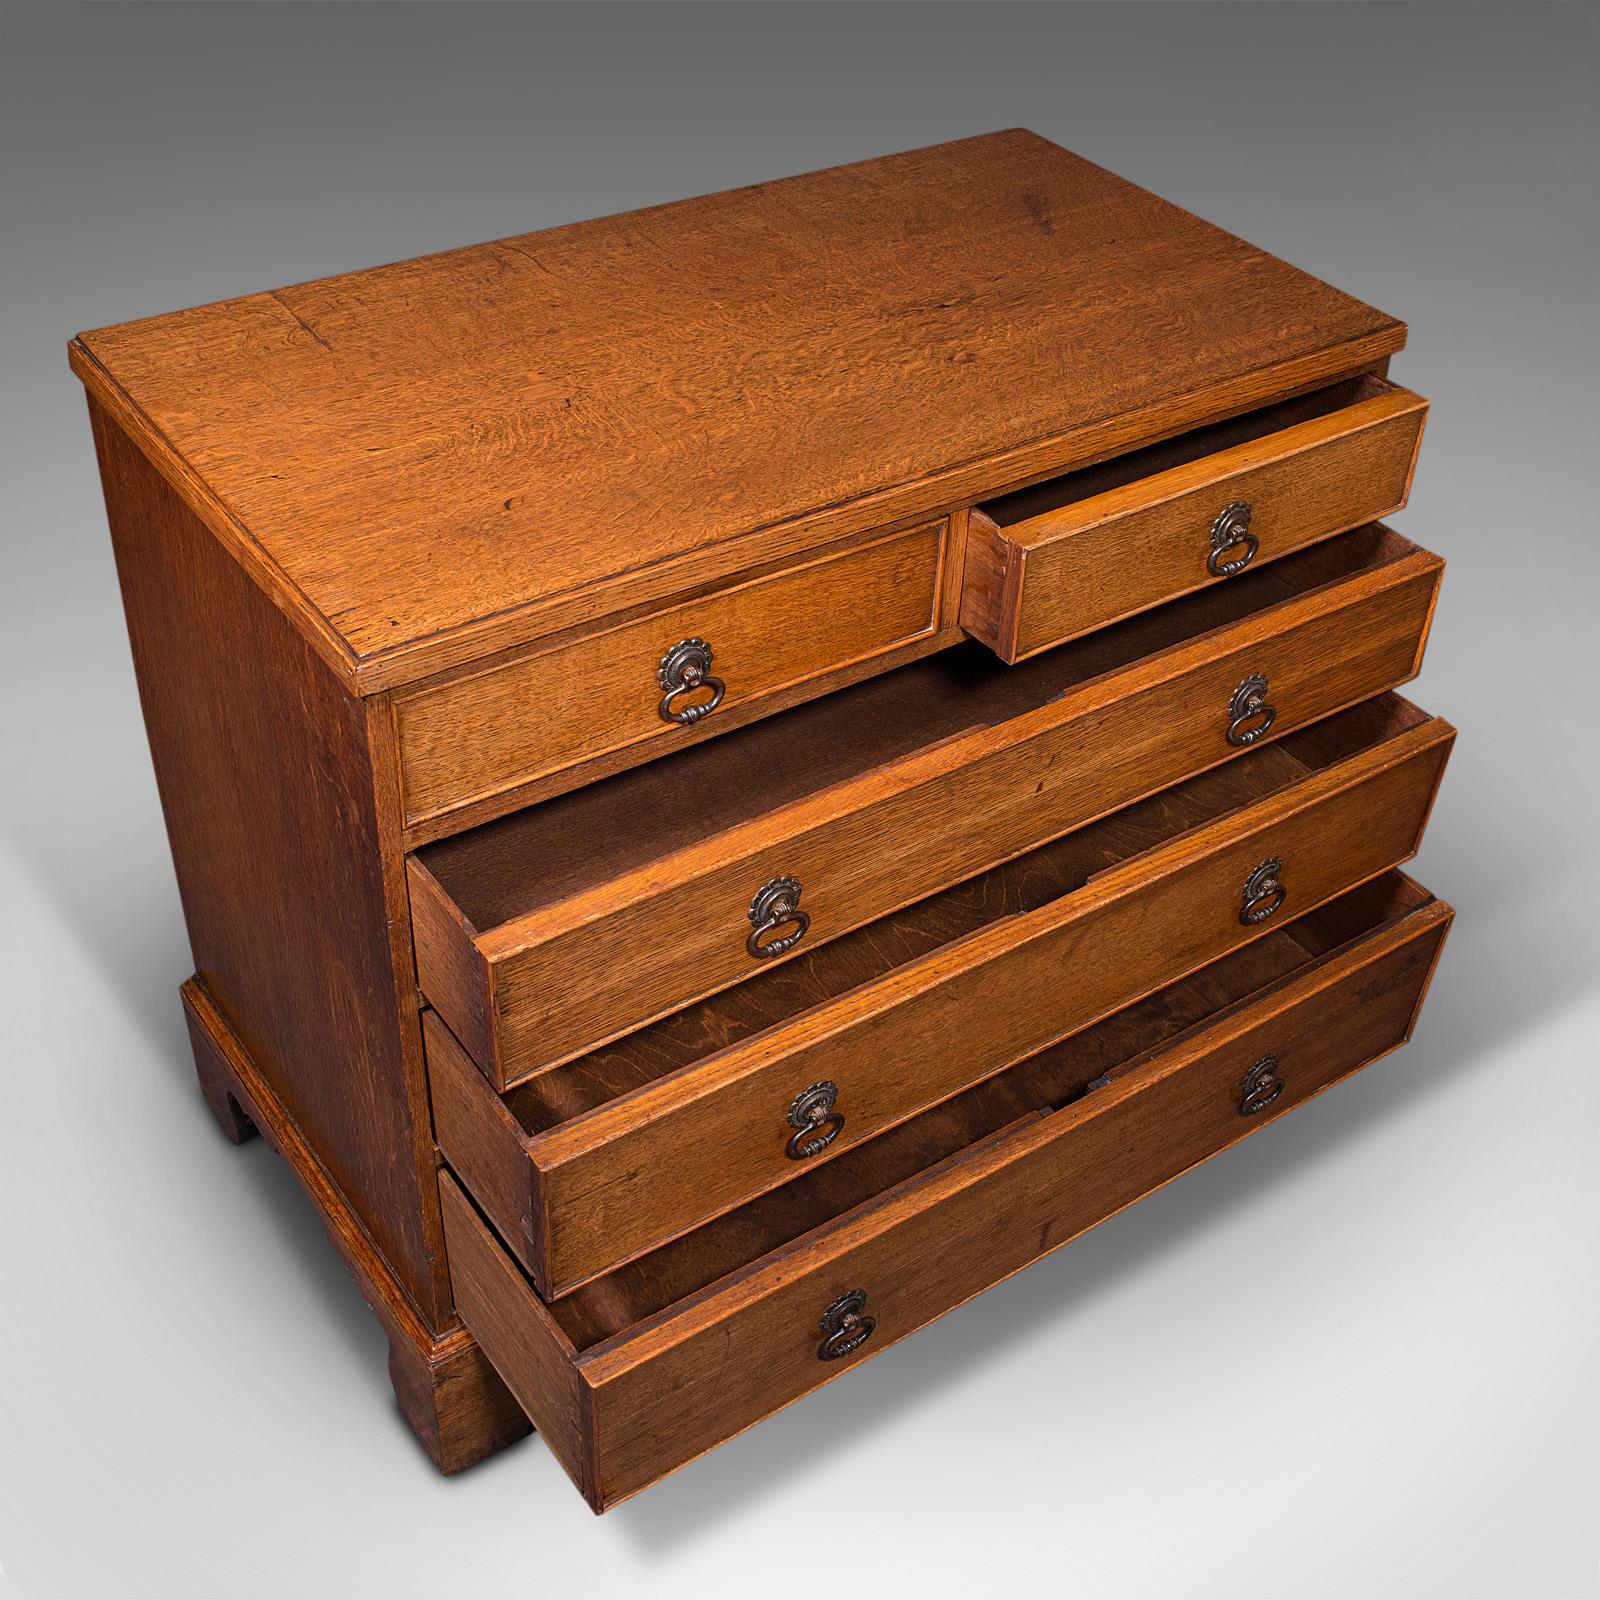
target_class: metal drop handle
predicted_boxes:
[785,1080,845,1160]
[747,875,810,959]
[1239,1054,1286,1115]
[817,1289,876,1361]
[1240,857,1286,925]
[657,637,726,725]
[1226,671,1276,748]
[1207,499,1259,577]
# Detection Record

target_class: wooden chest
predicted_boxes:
[73,130,1454,1511]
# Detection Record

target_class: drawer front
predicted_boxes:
[436,709,1453,1297]
[393,521,949,829]
[440,887,1453,1510]
[964,381,1427,662]
[412,530,1443,1089]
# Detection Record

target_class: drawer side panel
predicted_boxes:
[439,1175,597,1504]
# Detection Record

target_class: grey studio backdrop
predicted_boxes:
[1,5,1596,1599]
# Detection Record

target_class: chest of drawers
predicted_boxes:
[74,130,1454,1511]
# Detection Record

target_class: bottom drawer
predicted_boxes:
[440,871,1453,1511]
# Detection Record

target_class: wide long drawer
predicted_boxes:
[410,524,1443,1088]
[431,693,1453,1297]
[440,871,1454,1511]
[963,374,1428,662]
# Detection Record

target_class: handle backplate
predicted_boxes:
[817,1288,876,1361]
[1208,499,1259,577]
[1239,1053,1286,1115]
[658,637,726,726]
[785,1079,845,1160]
[748,874,810,959]
[1240,856,1286,925]
[1226,671,1276,748]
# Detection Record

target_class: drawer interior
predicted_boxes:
[540,870,1436,1353]
[416,523,1420,934]
[979,374,1401,530]
[500,690,1431,1140]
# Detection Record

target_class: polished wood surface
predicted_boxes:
[432,695,1453,1296]
[393,520,949,829]
[413,526,1443,1088]
[73,130,1453,1503]
[545,873,1443,1346]
[964,376,1428,660]
[440,876,1452,1509]
[71,130,1402,691]
[90,397,450,1325]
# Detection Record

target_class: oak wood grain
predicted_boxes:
[440,880,1452,1509]
[580,895,1452,1508]
[70,130,1403,692]
[414,525,1443,1087]
[963,376,1429,660]
[543,873,1442,1350]
[432,695,1452,1295]
[90,398,450,1324]
[393,520,947,826]
[435,1168,593,1489]
[72,127,1450,1505]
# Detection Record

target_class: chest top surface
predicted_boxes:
[73,129,1402,692]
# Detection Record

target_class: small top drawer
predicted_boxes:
[392,520,951,830]
[963,375,1427,662]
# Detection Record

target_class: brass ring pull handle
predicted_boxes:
[1207,499,1259,577]
[785,1080,845,1160]
[657,637,726,726]
[1226,671,1276,748]
[1240,857,1286,925]
[1239,1053,1285,1116]
[747,875,810,959]
[817,1289,876,1361]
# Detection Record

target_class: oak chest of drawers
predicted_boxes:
[74,129,1454,1512]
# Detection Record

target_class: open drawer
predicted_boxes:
[430,693,1453,1297]
[963,375,1428,662]
[440,871,1454,1511]
[410,524,1443,1088]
